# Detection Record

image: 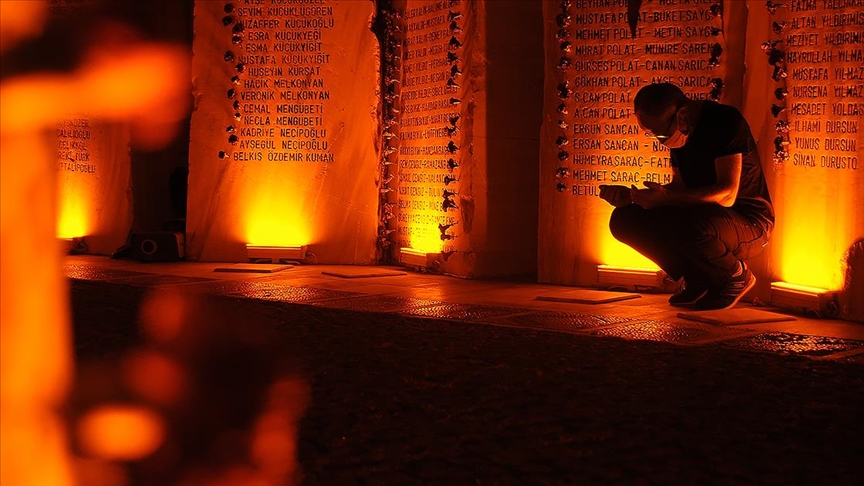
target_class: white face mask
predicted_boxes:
[662,129,688,149]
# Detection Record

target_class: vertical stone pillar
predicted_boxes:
[539,0,742,286]
[56,118,133,254]
[392,0,542,277]
[744,0,864,296]
[51,0,134,255]
[187,0,380,263]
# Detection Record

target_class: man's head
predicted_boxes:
[634,83,690,148]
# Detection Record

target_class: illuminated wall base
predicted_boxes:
[770,282,837,314]
[399,248,432,269]
[246,245,308,263]
[597,265,666,289]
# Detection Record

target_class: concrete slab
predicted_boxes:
[536,289,641,304]
[321,268,407,278]
[214,263,293,273]
[678,308,796,326]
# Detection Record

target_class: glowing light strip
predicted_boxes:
[770,281,830,296]
[597,264,663,275]
[399,247,429,267]
[770,281,836,313]
[246,244,307,261]
[597,264,665,288]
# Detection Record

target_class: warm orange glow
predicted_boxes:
[1,131,76,486]
[408,219,445,254]
[774,161,856,291]
[0,1,47,53]
[122,351,187,406]
[240,170,313,247]
[76,405,165,461]
[72,459,128,486]
[139,289,190,344]
[56,171,93,239]
[250,378,308,484]
[0,47,188,134]
[597,206,659,270]
[599,231,659,270]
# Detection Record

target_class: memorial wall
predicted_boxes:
[393,0,468,261]
[178,0,860,308]
[388,0,542,277]
[536,0,862,306]
[187,0,380,263]
[56,118,133,254]
[538,0,745,286]
[745,0,863,293]
[52,0,134,255]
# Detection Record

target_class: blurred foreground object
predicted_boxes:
[70,289,308,485]
[0,0,48,54]
[0,1,188,484]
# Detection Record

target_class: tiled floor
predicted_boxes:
[64,255,864,360]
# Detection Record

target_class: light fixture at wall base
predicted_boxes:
[59,236,88,254]
[597,265,665,289]
[399,248,431,268]
[246,244,308,263]
[770,281,837,315]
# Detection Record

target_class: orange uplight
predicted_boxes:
[56,175,92,239]
[402,200,449,254]
[245,209,310,248]
[240,170,313,247]
[409,224,444,254]
[76,405,165,461]
[774,157,857,291]
[598,226,659,270]
[591,201,659,270]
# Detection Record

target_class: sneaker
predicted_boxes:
[694,262,757,311]
[668,279,709,306]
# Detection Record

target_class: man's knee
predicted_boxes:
[609,205,642,242]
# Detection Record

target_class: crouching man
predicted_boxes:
[599,83,774,310]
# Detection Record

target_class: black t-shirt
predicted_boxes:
[670,100,775,229]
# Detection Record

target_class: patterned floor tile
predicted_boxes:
[490,311,633,332]
[64,265,149,281]
[312,295,443,312]
[229,283,361,303]
[104,274,215,287]
[400,303,528,321]
[591,320,756,345]
[713,332,864,357]
[170,279,283,295]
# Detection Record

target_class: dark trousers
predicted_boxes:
[609,204,770,289]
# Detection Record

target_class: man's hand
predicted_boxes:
[629,181,669,209]
[598,184,632,207]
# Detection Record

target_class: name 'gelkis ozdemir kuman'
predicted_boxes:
[599,82,774,311]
